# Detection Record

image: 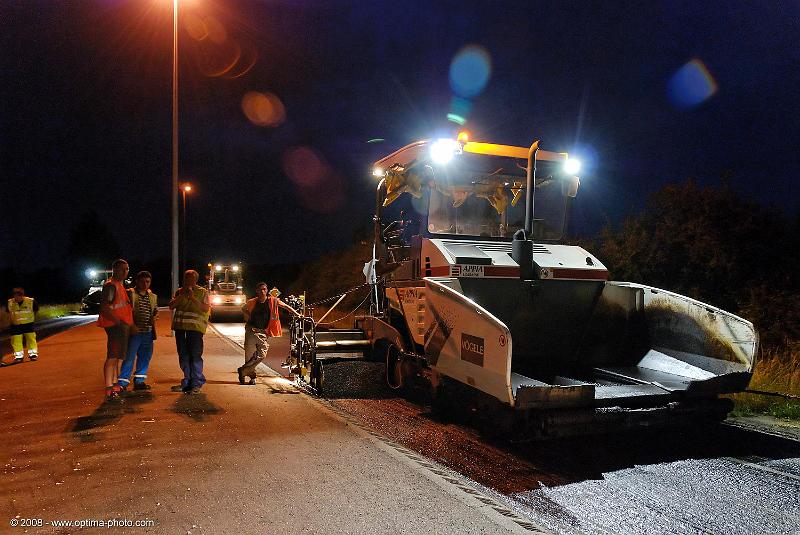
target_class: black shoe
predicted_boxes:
[248,377,256,385]
[187,386,201,395]
[170,385,185,392]
[133,382,151,391]
[237,367,245,385]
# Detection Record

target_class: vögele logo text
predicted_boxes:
[460,333,484,366]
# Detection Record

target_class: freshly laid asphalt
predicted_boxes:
[0,314,532,534]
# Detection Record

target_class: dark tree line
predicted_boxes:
[586,180,800,348]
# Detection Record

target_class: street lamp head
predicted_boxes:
[181,183,192,193]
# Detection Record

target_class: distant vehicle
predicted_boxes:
[207,262,246,321]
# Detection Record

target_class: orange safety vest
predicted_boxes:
[267,296,282,337]
[246,297,282,336]
[96,279,134,328]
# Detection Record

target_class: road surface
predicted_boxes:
[0,316,538,534]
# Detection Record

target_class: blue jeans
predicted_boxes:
[119,332,154,387]
[175,329,205,389]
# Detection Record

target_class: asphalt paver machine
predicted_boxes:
[290,135,758,437]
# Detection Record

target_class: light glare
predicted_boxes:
[372,167,385,177]
[564,158,581,175]
[430,139,459,165]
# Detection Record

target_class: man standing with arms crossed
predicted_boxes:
[97,259,133,399]
[169,269,211,394]
[118,271,158,391]
[4,287,39,365]
[238,282,298,385]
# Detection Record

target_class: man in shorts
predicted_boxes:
[97,259,134,399]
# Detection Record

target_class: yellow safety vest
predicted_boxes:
[129,289,158,326]
[8,297,35,325]
[171,286,210,334]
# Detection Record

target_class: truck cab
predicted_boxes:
[207,263,246,320]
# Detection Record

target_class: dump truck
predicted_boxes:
[207,262,246,320]
[290,135,758,438]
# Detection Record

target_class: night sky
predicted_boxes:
[2,1,798,272]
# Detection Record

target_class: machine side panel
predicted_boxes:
[424,278,513,406]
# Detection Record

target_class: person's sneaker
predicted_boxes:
[133,382,152,391]
[237,367,245,385]
[187,386,202,395]
[248,378,256,385]
[13,357,23,364]
[170,385,185,392]
[28,355,38,361]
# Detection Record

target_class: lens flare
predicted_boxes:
[184,13,208,41]
[282,146,327,187]
[223,40,258,79]
[449,45,492,98]
[668,58,718,109]
[193,38,241,77]
[204,16,228,44]
[241,91,286,127]
[297,171,346,214]
[447,113,466,125]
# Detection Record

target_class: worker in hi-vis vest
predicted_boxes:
[97,259,134,399]
[118,270,158,391]
[169,269,211,394]
[4,287,39,365]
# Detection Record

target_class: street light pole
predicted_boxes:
[171,0,180,295]
[180,183,192,274]
[181,187,186,274]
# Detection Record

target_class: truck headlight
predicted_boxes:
[211,296,223,305]
[234,297,243,305]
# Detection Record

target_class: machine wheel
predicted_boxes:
[312,360,324,396]
[385,345,403,390]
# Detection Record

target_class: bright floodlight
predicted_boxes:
[430,138,459,165]
[88,269,97,278]
[564,158,581,175]
[232,265,239,272]
[215,264,222,271]
[372,167,385,178]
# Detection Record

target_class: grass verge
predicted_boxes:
[0,303,81,332]
[730,343,800,419]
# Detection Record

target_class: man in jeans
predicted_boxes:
[118,271,158,391]
[169,269,211,394]
[238,282,298,385]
